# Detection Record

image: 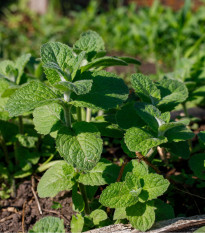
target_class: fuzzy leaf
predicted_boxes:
[33,103,65,136]
[165,125,194,142]
[125,173,142,197]
[54,80,93,95]
[0,60,16,82]
[165,141,190,159]
[92,122,123,138]
[78,159,120,186]
[125,127,167,152]
[41,42,74,84]
[99,182,138,208]
[117,57,141,65]
[81,56,128,72]
[71,214,84,233]
[71,51,86,79]
[158,121,187,136]
[56,122,103,171]
[29,216,65,233]
[15,53,31,80]
[72,184,85,213]
[5,81,60,117]
[154,199,175,221]
[126,202,155,232]
[198,131,205,145]
[122,160,148,181]
[189,153,205,180]
[90,209,108,225]
[73,30,105,53]
[113,208,127,220]
[71,71,129,110]
[157,77,188,111]
[116,102,145,130]
[131,73,161,105]
[134,103,167,133]
[139,174,169,202]
[37,161,75,198]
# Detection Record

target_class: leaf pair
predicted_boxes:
[131,73,188,111]
[99,161,169,231]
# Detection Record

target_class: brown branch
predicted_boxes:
[22,201,27,233]
[117,162,127,182]
[136,152,161,174]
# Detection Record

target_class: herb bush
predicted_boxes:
[3,31,204,232]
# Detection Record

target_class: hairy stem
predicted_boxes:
[76,107,82,122]
[86,108,91,122]
[182,102,189,118]
[18,116,24,134]
[0,136,10,165]
[63,104,72,128]
[79,183,90,215]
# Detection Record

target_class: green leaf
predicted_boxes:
[116,102,145,130]
[0,120,18,141]
[139,174,169,202]
[189,153,205,180]
[165,141,190,159]
[158,121,187,136]
[0,60,16,82]
[56,122,103,171]
[37,161,75,198]
[126,202,155,231]
[5,81,60,117]
[157,77,188,111]
[71,214,84,233]
[72,183,85,213]
[124,127,167,152]
[71,71,129,110]
[198,131,205,146]
[194,226,205,233]
[164,125,194,142]
[41,42,74,84]
[135,103,167,133]
[154,199,175,221]
[78,159,120,186]
[131,73,161,105]
[71,51,86,80]
[92,122,123,138]
[29,216,65,233]
[54,80,93,95]
[73,30,105,53]
[117,57,141,65]
[81,56,128,72]
[121,139,136,158]
[90,209,108,225]
[33,103,65,136]
[16,134,38,148]
[122,160,148,181]
[99,182,138,208]
[113,208,127,220]
[15,53,31,81]
[125,173,142,197]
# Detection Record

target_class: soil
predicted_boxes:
[0,179,73,233]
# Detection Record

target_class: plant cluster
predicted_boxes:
[2,31,204,232]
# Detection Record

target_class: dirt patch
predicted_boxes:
[0,180,73,233]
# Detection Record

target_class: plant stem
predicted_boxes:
[63,104,72,128]
[86,108,91,122]
[18,116,24,134]
[76,107,82,122]
[182,102,189,118]
[0,136,10,165]
[79,183,90,215]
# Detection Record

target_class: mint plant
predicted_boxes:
[4,31,195,232]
